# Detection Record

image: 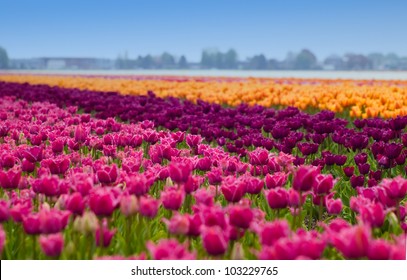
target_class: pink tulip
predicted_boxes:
[288,189,300,207]
[32,176,61,197]
[186,134,202,148]
[51,138,65,154]
[207,168,222,185]
[326,198,342,215]
[65,192,85,215]
[21,159,35,173]
[95,219,116,247]
[10,200,32,222]
[292,165,319,192]
[147,239,196,260]
[358,203,386,228]
[313,174,335,195]
[70,173,94,196]
[39,233,64,257]
[183,175,201,194]
[229,204,253,229]
[187,213,202,236]
[163,213,190,235]
[331,225,371,259]
[168,161,192,184]
[22,213,41,235]
[161,186,184,211]
[120,195,139,216]
[89,188,119,217]
[367,239,392,260]
[258,238,299,260]
[0,200,10,222]
[295,230,326,259]
[201,225,228,256]
[265,188,288,209]
[199,205,227,229]
[195,157,211,171]
[74,125,87,143]
[22,146,43,163]
[221,181,246,203]
[245,177,264,194]
[96,164,119,185]
[193,188,214,206]
[125,174,151,196]
[42,157,70,175]
[139,196,160,218]
[39,208,71,234]
[265,172,287,189]
[0,168,21,189]
[381,176,407,201]
[248,148,269,165]
[258,220,290,246]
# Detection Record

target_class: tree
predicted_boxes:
[201,48,220,69]
[268,59,280,70]
[344,54,372,70]
[294,49,317,70]
[160,52,175,68]
[248,54,268,70]
[0,47,9,69]
[141,55,154,69]
[178,55,188,69]
[224,49,238,69]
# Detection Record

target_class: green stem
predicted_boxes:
[297,192,303,229]
[318,196,324,221]
[32,235,37,260]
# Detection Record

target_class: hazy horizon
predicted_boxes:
[1,0,407,61]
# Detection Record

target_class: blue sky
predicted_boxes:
[1,0,406,61]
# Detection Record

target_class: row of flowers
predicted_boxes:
[0,93,405,259]
[1,75,407,118]
[1,81,407,180]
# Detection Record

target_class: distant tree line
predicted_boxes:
[0,46,9,69]
[115,51,188,69]
[3,45,407,70]
[113,48,407,70]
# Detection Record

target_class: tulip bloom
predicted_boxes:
[96,164,119,185]
[161,186,184,211]
[39,233,64,257]
[265,188,289,209]
[147,239,196,260]
[139,196,160,218]
[313,174,335,195]
[331,225,371,259]
[228,205,253,229]
[120,195,139,217]
[381,176,407,201]
[168,162,192,184]
[89,188,118,217]
[221,181,246,203]
[0,168,21,189]
[292,165,319,192]
[163,213,190,235]
[201,226,228,256]
[326,198,342,215]
[265,172,287,189]
[258,220,290,246]
[95,219,116,247]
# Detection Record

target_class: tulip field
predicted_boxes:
[0,75,406,260]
